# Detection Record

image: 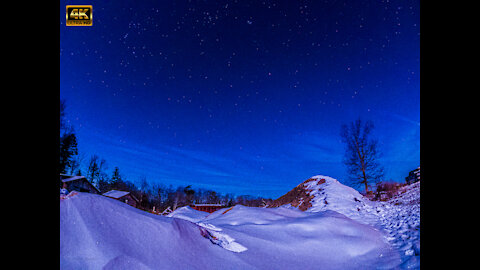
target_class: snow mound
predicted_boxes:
[270,175,379,225]
[304,175,379,224]
[202,206,402,269]
[61,192,402,269]
[167,206,210,223]
[268,175,420,269]
[60,193,251,269]
[203,204,307,226]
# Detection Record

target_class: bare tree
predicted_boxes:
[68,152,86,176]
[340,119,384,193]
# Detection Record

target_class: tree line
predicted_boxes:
[61,99,404,212]
[59,99,272,213]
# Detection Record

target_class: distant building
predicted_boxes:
[405,167,421,185]
[103,190,139,208]
[191,204,224,213]
[60,174,100,194]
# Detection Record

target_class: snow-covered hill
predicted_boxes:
[60,190,403,269]
[268,175,421,268]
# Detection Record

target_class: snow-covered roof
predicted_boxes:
[61,175,87,183]
[103,190,131,199]
[193,204,223,207]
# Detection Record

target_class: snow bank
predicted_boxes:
[303,175,380,225]
[378,181,420,268]
[61,192,402,269]
[203,204,307,226]
[267,175,420,269]
[202,207,402,269]
[167,206,210,223]
[60,193,250,269]
[292,175,420,268]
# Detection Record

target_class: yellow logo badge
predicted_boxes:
[66,5,92,26]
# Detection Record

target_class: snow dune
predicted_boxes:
[60,193,250,269]
[265,175,420,269]
[167,205,210,223]
[60,191,402,269]
[199,205,402,269]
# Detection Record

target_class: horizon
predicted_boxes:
[60,0,420,199]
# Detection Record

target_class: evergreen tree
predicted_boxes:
[59,132,78,174]
[110,167,122,188]
[59,99,79,175]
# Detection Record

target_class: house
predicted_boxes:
[103,190,139,208]
[405,166,421,185]
[191,204,224,213]
[60,174,100,194]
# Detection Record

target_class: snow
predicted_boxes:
[197,206,402,269]
[197,223,248,253]
[166,206,210,223]
[61,191,404,269]
[61,175,86,182]
[60,175,420,269]
[102,190,130,199]
[280,175,421,268]
[303,175,382,225]
[60,192,252,269]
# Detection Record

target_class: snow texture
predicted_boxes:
[166,206,210,223]
[61,190,405,269]
[60,175,419,269]
[289,175,420,268]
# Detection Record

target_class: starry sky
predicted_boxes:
[60,0,420,199]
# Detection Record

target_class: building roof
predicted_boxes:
[60,174,100,194]
[61,175,87,183]
[103,190,131,199]
[192,204,223,207]
[102,190,140,202]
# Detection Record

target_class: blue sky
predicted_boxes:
[60,0,420,198]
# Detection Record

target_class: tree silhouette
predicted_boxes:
[340,119,384,193]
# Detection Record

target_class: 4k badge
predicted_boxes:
[66,5,92,26]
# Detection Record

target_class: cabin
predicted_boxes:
[405,166,421,185]
[191,204,224,213]
[60,174,100,194]
[103,190,139,208]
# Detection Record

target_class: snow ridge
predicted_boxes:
[305,175,420,268]
[269,175,420,269]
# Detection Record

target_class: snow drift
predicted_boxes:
[267,175,420,268]
[167,206,210,223]
[60,190,401,269]
[60,192,250,269]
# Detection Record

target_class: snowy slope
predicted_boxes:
[202,204,307,226]
[61,192,402,269]
[303,176,380,223]
[166,206,210,223]
[376,181,420,268]
[268,175,421,269]
[170,204,402,269]
[60,192,251,269]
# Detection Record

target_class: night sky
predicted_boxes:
[60,0,420,199]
